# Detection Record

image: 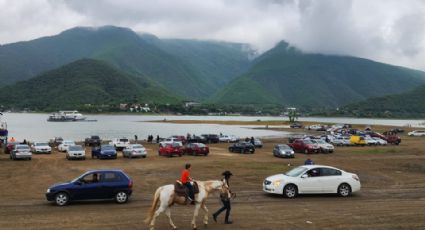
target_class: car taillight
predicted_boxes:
[128,180,133,188]
[352,175,359,181]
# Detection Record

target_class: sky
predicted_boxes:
[1,0,425,70]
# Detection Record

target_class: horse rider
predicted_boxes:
[181,163,195,204]
[213,170,234,224]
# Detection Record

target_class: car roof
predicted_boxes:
[300,165,341,170]
[86,169,125,174]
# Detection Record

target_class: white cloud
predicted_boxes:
[1,0,425,70]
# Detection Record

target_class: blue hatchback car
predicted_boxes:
[92,145,117,159]
[46,170,133,206]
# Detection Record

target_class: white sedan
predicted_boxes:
[219,135,238,143]
[263,165,361,198]
[31,142,52,154]
[58,140,76,152]
[66,145,86,160]
[408,130,425,137]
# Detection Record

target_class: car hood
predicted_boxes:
[35,146,51,149]
[101,150,116,154]
[69,150,85,154]
[265,174,288,181]
[49,182,72,190]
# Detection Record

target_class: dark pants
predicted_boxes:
[185,182,194,200]
[213,199,231,222]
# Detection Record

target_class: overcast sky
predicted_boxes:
[1,0,425,70]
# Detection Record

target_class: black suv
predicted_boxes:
[228,142,255,154]
[201,134,220,143]
[85,135,101,146]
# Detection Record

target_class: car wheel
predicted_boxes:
[338,183,351,197]
[143,155,146,158]
[115,191,128,204]
[55,192,69,206]
[283,184,297,198]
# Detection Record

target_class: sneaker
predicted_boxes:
[225,220,233,224]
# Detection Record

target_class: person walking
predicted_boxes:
[213,170,234,224]
[156,135,160,144]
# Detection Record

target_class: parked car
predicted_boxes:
[58,140,76,152]
[31,142,52,154]
[219,134,239,143]
[109,138,130,150]
[5,141,19,154]
[170,135,187,144]
[201,134,220,143]
[307,124,326,131]
[290,122,303,128]
[310,139,334,153]
[91,145,117,159]
[158,142,183,157]
[263,165,361,198]
[253,138,263,148]
[408,130,425,137]
[187,135,207,144]
[228,142,255,154]
[45,170,133,206]
[330,136,351,146]
[273,144,295,158]
[10,144,32,160]
[350,135,366,146]
[288,139,320,154]
[372,137,387,145]
[84,135,101,146]
[385,134,401,145]
[50,137,63,147]
[123,144,147,158]
[184,143,209,156]
[160,138,183,146]
[66,145,86,160]
[364,136,379,146]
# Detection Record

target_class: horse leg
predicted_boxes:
[201,202,209,227]
[150,205,166,230]
[191,203,201,230]
[165,208,177,230]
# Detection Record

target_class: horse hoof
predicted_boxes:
[204,223,208,228]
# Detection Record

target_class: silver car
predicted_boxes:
[11,144,32,160]
[123,144,147,158]
[66,145,86,160]
[273,144,295,158]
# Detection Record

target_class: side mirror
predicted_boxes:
[74,180,82,185]
[301,174,308,179]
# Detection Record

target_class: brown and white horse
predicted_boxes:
[145,179,230,230]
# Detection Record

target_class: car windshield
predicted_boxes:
[69,146,83,151]
[303,140,313,144]
[132,144,143,148]
[120,138,129,142]
[172,142,182,147]
[315,140,326,144]
[278,145,290,150]
[64,141,74,145]
[284,166,308,177]
[196,143,206,147]
[17,145,30,150]
[102,145,115,150]
[35,143,49,146]
[92,136,100,139]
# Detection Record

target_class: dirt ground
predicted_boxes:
[1,128,425,230]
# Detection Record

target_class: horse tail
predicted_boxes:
[145,187,161,224]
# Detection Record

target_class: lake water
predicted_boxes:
[1,113,424,142]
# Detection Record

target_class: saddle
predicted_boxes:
[174,180,199,198]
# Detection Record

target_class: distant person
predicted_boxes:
[304,158,314,165]
[134,135,138,143]
[156,135,160,144]
[9,137,16,142]
[250,137,255,145]
[213,170,234,224]
[22,139,27,144]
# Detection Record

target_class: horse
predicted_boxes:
[145,179,230,230]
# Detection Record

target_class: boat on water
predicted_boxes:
[47,111,87,122]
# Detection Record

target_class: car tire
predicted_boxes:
[283,184,297,198]
[143,156,146,158]
[115,191,128,204]
[55,192,69,206]
[338,183,351,197]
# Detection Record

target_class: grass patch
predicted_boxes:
[348,148,399,155]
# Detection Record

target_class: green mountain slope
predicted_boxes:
[212,41,425,108]
[339,84,425,118]
[0,26,252,100]
[0,59,180,110]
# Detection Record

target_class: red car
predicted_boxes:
[288,139,320,154]
[184,143,209,156]
[158,142,183,157]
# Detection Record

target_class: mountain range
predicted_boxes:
[1,25,425,115]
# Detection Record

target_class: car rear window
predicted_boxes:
[120,139,129,142]
[102,172,122,182]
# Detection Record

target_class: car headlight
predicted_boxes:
[47,188,51,193]
[273,180,281,187]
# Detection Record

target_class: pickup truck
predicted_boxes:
[84,136,101,147]
[288,139,320,154]
[109,138,130,150]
